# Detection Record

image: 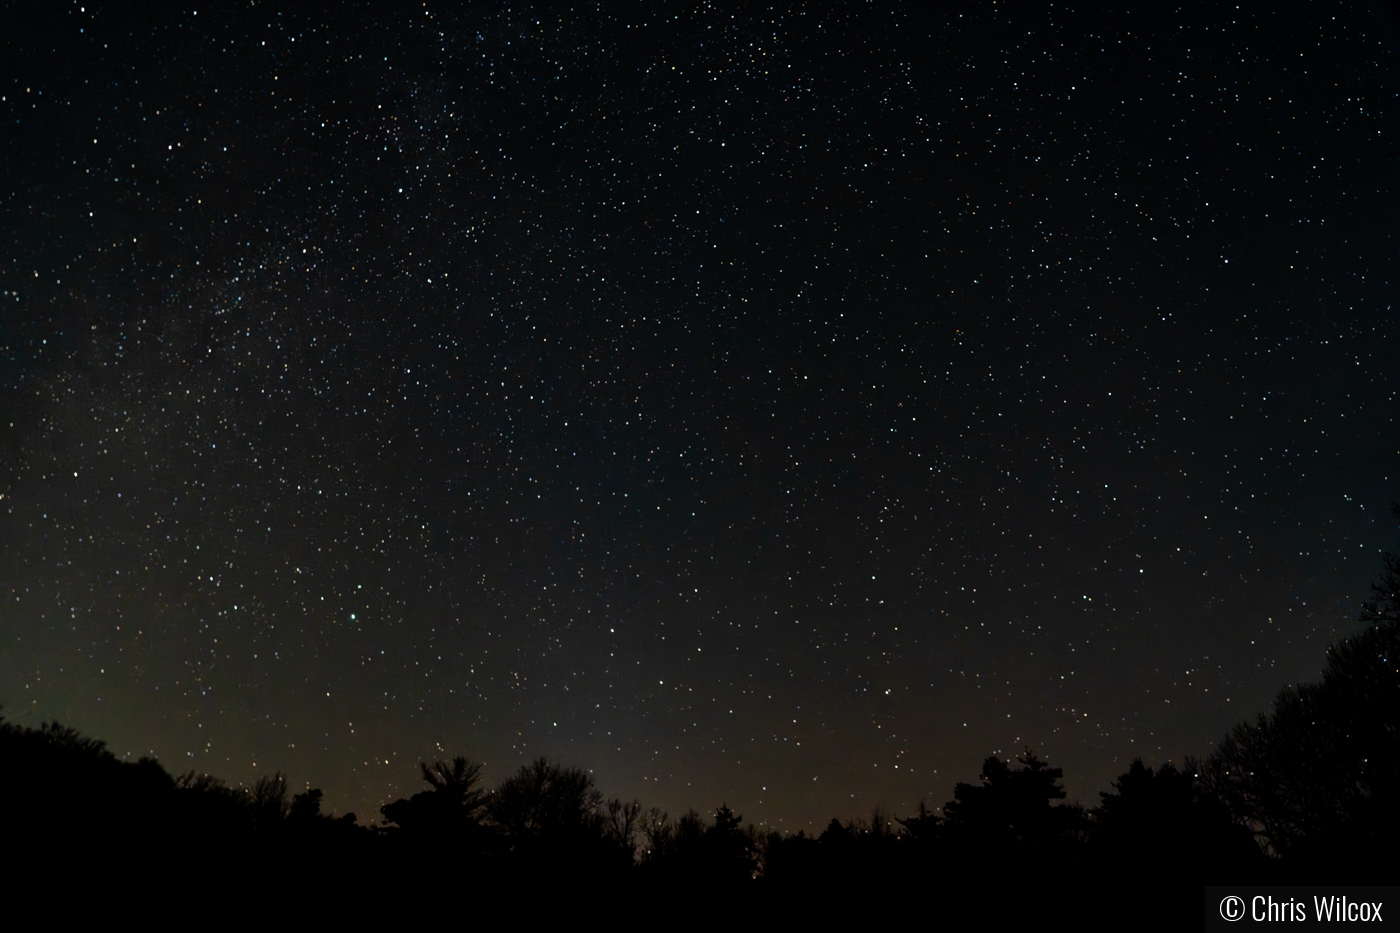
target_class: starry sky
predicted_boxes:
[2,2,1397,830]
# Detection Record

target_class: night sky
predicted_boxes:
[3,2,1397,831]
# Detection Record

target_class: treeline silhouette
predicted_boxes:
[7,551,1399,897]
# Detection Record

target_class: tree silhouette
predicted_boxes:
[1091,759,1260,880]
[705,804,759,883]
[379,754,495,883]
[639,806,676,864]
[250,772,291,825]
[817,816,854,846]
[940,748,1084,877]
[634,804,757,886]
[289,787,325,822]
[2,714,177,864]
[1201,615,1400,875]
[420,757,486,806]
[944,750,1067,838]
[602,796,643,857]
[895,799,939,842]
[483,757,634,882]
[381,755,487,833]
[759,828,820,887]
[487,758,600,841]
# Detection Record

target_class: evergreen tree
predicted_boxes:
[940,748,1085,876]
[1092,759,1260,879]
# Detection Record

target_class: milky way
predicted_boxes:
[2,3,1396,828]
